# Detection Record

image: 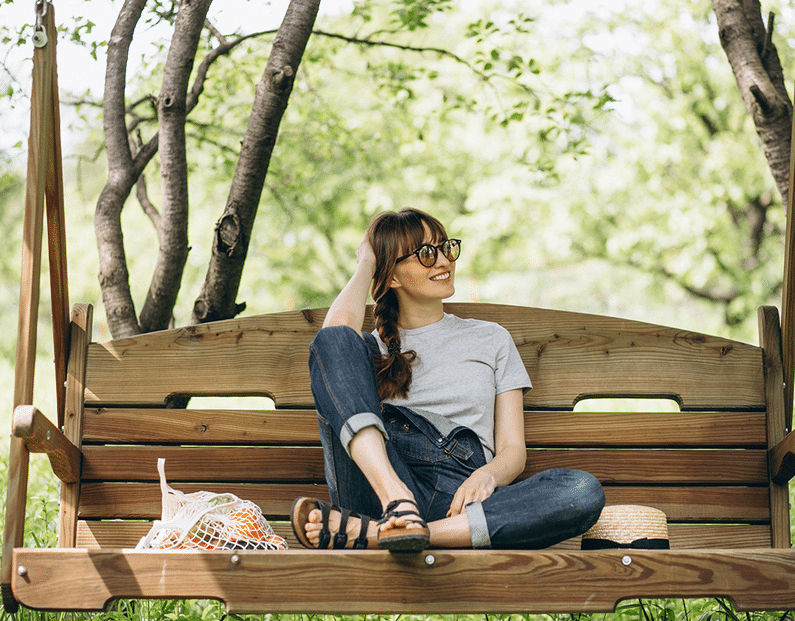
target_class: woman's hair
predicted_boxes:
[368,208,449,400]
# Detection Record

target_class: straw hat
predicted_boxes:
[581,505,669,550]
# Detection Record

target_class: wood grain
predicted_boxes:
[84,304,766,410]
[74,520,774,552]
[79,445,769,486]
[12,548,795,613]
[82,407,768,448]
[75,482,770,522]
[12,406,80,483]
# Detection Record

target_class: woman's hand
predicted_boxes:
[446,389,527,517]
[322,230,377,330]
[355,233,376,269]
[447,467,498,517]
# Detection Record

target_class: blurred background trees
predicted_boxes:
[1,0,793,354]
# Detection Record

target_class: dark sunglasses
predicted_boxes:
[396,238,461,268]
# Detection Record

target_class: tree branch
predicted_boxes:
[138,0,213,333]
[713,0,792,204]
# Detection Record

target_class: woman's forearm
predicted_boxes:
[480,443,527,488]
[323,258,376,330]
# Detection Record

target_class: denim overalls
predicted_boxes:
[309,325,605,548]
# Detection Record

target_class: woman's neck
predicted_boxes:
[397,300,445,330]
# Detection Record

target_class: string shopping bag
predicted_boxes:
[136,458,288,550]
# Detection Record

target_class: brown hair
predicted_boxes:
[368,208,449,400]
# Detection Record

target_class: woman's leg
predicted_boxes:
[308,326,426,539]
[470,468,605,549]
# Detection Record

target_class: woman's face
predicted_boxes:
[389,224,456,302]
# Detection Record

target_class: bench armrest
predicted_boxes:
[769,428,795,484]
[13,406,81,483]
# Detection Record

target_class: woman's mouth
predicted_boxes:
[431,271,451,281]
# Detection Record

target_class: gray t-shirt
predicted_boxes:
[373,313,532,461]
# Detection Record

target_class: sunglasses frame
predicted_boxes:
[395,238,461,268]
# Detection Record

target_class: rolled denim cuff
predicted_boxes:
[340,412,389,457]
[465,501,492,548]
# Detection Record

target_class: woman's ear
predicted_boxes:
[389,274,403,290]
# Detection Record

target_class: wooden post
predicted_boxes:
[781,79,795,433]
[1,3,68,612]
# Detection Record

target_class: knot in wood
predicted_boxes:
[273,65,295,91]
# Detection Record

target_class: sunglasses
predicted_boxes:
[396,238,462,268]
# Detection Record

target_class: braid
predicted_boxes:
[373,290,416,400]
[367,207,448,400]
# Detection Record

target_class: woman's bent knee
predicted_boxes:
[570,470,605,526]
[311,325,361,349]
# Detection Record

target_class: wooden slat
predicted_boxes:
[601,487,770,522]
[84,304,766,410]
[81,446,327,483]
[80,446,769,486]
[525,449,768,486]
[74,521,773,552]
[13,548,795,613]
[83,408,767,448]
[525,411,767,447]
[79,483,330,519]
[77,482,770,523]
[82,408,321,445]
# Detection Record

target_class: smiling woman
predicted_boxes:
[290,208,605,552]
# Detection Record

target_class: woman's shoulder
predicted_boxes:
[445,313,510,336]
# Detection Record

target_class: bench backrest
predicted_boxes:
[63,303,789,551]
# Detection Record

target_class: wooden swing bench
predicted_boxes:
[5,301,795,614]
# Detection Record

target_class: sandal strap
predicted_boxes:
[378,498,428,528]
[353,515,371,549]
[333,507,351,549]
[317,499,332,549]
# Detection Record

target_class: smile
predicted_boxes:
[431,272,450,281]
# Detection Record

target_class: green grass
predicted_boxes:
[1,448,793,621]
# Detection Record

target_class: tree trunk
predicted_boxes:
[191,0,321,325]
[138,0,213,332]
[713,0,792,205]
[95,0,149,339]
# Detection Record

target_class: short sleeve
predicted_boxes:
[494,326,533,395]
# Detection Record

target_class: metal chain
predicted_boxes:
[33,0,48,48]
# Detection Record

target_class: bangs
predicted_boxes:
[393,210,448,256]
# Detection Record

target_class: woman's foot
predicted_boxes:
[291,497,377,549]
[305,505,378,549]
[377,498,430,551]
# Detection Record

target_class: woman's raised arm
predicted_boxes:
[322,234,377,331]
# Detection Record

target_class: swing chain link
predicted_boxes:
[32,0,48,48]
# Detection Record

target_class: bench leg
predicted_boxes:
[2,436,30,613]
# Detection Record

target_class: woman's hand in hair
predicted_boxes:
[355,232,376,270]
[322,232,377,330]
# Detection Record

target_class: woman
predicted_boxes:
[291,208,604,551]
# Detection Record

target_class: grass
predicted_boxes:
[1,447,794,621]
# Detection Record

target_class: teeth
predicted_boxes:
[431,272,450,281]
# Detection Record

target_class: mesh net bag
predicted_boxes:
[136,458,288,551]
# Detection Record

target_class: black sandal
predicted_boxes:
[377,498,430,552]
[290,497,371,549]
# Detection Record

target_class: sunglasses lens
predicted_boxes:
[443,240,460,261]
[417,245,436,267]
